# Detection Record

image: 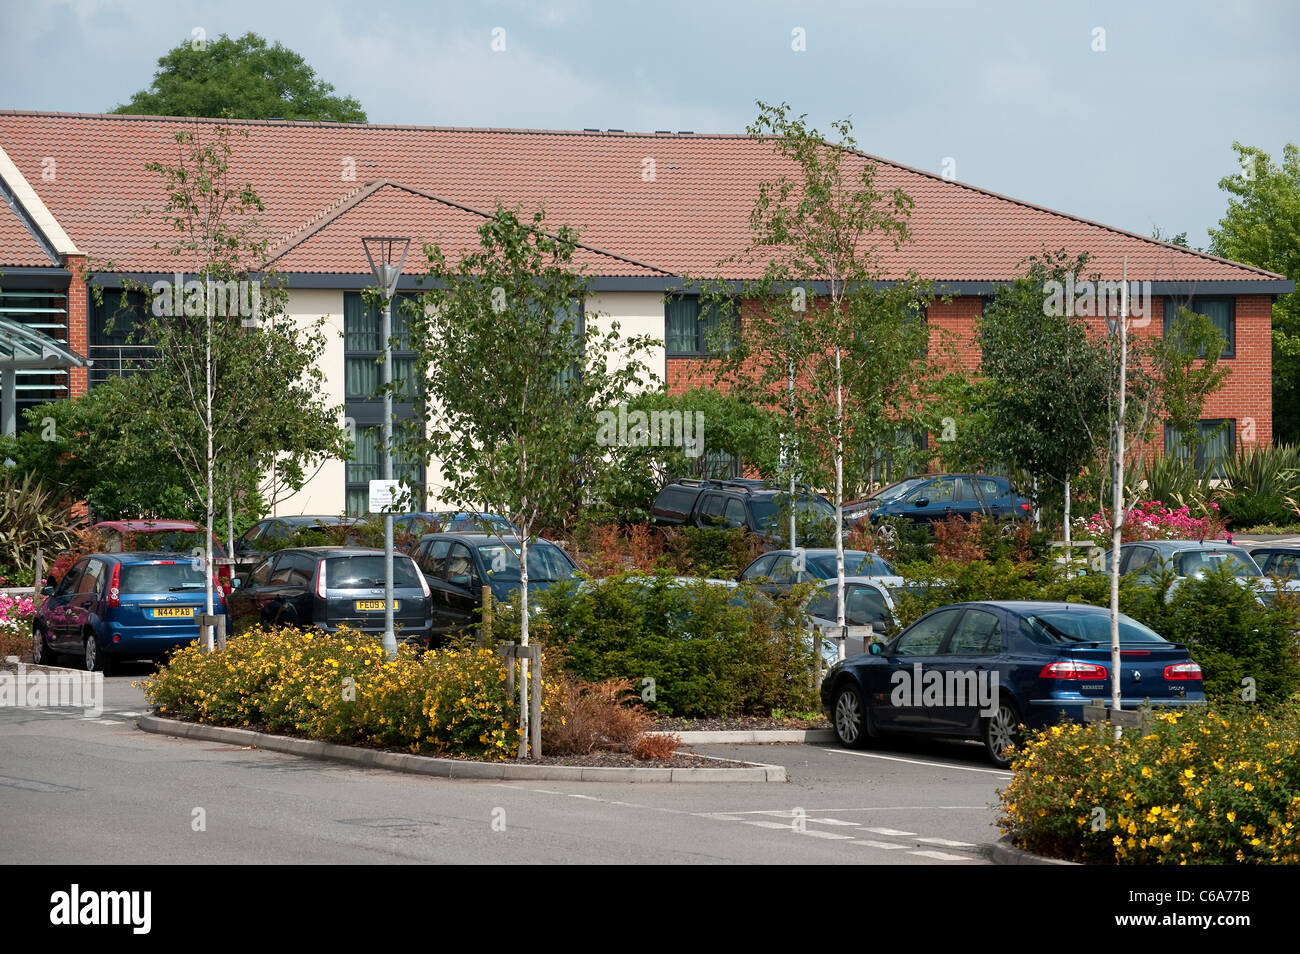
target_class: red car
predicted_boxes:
[92,520,233,591]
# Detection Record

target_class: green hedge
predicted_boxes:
[524,572,817,717]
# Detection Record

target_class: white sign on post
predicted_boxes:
[368,479,402,514]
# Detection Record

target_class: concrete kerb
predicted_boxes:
[651,728,836,744]
[138,715,788,782]
[991,837,1079,865]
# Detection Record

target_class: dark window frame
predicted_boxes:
[1164,419,1235,477]
[1163,296,1235,359]
[664,295,739,357]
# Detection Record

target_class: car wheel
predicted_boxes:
[983,696,1021,768]
[875,523,897,546]
[832,682,871,749]
[84,632,111,675]
[33,627,57,665]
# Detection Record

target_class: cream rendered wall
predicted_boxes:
[267,288,348,516]
[585,291,666,390]
[274,289,667,513]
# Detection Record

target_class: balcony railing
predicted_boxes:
[88,344,157,386]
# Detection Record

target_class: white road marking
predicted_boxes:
[916,836,976,847]
[909,849,975,861]
[745,821,792,830]
[809,817,859,826]
[851,840,912,850]
[864,827,917,836]
[798,829,854,840]
[824,747,1013,777]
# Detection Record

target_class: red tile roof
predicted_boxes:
[0,110,1284,283]
[266,181,671,277]
[0,190,57,267]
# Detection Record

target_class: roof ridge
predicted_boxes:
[264,180,385,266]
[0,109,749,140]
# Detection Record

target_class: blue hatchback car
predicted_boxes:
[33,552,229,673]
[821,600,1206,767]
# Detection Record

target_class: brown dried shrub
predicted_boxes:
[931,514,987,563]
[631,732,682,761]
[541,675,654,755]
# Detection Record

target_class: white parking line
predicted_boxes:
[863,827,917,836]
[824,747,1013,777]
[744,821,792,830]
[916,837,976,847]
[909,849,975,861]
[851,840,912,850]
[809,817,860,826]
[798,829,854,840]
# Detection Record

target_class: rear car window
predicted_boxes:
[1176,549,1259,577]
[120,561,208,594]
[325,556,421,588]
[1020,610,1166,644]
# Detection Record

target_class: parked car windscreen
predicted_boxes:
[325,555,421,588]
[873,478,928,502]
[477,543,575,582]
[1021,610,1165,644]
[1177,549,1260,578]
[120,561,209,594]
[120,530,214,553]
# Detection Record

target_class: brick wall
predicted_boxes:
[665,292,1276,448]
[64,253,88,398]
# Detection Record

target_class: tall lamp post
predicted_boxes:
[362,237,411,659]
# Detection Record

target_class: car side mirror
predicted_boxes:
[913,498,929,508]
[869,641,884,656]
[871,620,887,633]
[41,585,54,596]
[230,577,243,590]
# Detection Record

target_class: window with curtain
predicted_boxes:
[1163,297,1234,358]
[665,296,736,355]
[344,425,424,516]
[344,292,419,401]
[1165,419,1234,477]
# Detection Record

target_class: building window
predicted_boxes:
[344,292,419,401]
[88,288,155,386]
[1163,297,1234,359]
[666,296,736,356]
[343,292,424,514]
[1165,419,1234,477]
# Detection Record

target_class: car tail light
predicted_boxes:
[1020,502,1031,512]
[415,560,431,599]
[1164,662,1203,680]
[107,563,121,608]
[1039,660,1108,679]
[315,560,327,599]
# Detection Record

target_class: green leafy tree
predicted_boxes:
[705,102,933,643]
[406,205,658,757]
[1208,142,1300,443]
[977,250,1112,537]
[121,125,347,629]
[0,376,198,520]
[114,32,366,122]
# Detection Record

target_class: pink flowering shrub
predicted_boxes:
[0,580,39,659]
[1077,499,1228,543]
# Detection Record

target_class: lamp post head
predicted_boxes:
[362,237,411,298]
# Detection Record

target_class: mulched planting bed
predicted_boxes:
[652,714,830,732]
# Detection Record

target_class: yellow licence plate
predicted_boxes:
[355,600,398,612]
[152,607,196,618]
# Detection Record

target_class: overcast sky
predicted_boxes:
[3,0,1296,251]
